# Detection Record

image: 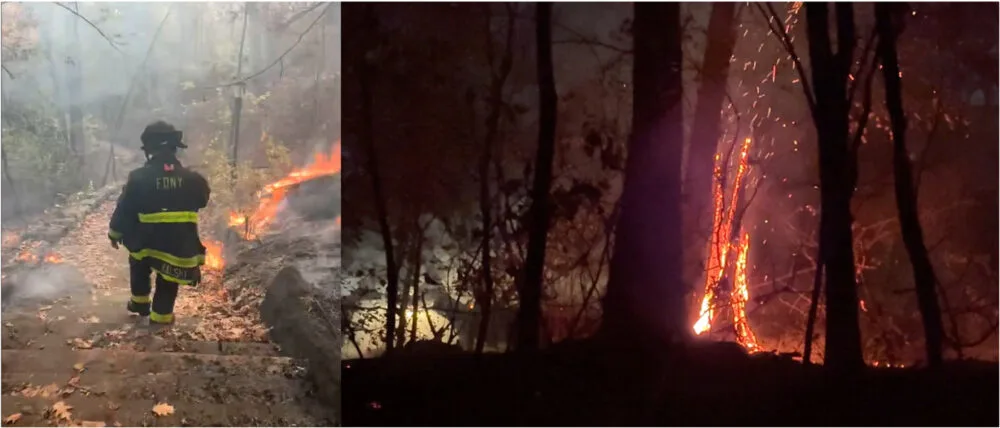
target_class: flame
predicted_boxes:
[43,253,63,264]
[693,137,760,351]
[731,233,758,350]
[230,141,342,239]
[203,240,225,270]
[16,250,38,263]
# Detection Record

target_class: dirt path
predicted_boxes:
[2,202,333,426]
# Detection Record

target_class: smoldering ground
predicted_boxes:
[1,264,89,311]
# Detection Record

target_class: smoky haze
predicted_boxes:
[1,2,341,219]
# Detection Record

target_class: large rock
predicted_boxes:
[260,267,341,417]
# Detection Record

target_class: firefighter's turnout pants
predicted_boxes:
[129,256,180,324]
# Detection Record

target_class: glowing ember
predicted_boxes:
[730,233,758,350]
[693,137,760,351]
[16,251,38,263]
[43,253,63,264]
[229,141,341,239]
[203,240,225,270]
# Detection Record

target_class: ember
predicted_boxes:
[43,253,63,264]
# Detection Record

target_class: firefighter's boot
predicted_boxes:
[127,297,151,317]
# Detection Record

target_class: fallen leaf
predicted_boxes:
[39,305,53,312]
[3,413,22,424]
[80,315,100,324]
[67,376,80,387]
[51,401,72,420]
[4,322,13,327]
[73,363,85,372]
[80,421,106,427]
[71,338,93,349]
[21,383,61,398]
[151,402,174,417]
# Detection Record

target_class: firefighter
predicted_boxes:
[107,121,211,325]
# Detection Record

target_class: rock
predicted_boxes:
[260,267,341,412]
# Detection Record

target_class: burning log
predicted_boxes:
[693,137,760,351]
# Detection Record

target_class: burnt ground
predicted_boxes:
[1,197,336,426]
[343,339,999,427]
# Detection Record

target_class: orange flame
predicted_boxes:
[16,251,38,263]
[230,141,342,239]
[204,240,225,270]
[43,253,63,264]
[693,137,759,351]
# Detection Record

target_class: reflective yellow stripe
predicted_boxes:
[131,295,151,304]
[109,230,123,240]
[150,311,174,323]
[151,267,195,285]
[129,249,205,268]
[137,211,199,224]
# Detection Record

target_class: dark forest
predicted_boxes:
[341,2,997,426]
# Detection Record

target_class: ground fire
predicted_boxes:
[693,137,759,351]
[229,141,342,240]
[207,142,342,271]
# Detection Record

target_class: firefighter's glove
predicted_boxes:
[108,231,123,249]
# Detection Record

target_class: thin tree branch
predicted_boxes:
[1,64,12,79]
[53,2,124,54]
[213,2,332,88]
[754,2,816,112]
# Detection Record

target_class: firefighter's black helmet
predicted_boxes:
[140,121,187,152]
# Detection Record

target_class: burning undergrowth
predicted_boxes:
[182,141,342,344]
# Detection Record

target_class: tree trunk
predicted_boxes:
[395,225,419,348]
[351,4,401,355]
[602,3,686,343]
[475,4,515,355]
[874,3,944,367]
[230,3,249,183]
[683,2,738,294]
[803,3,864,372]
[65,3,86,164]
[409,228,424,344]
[517,2,556,352]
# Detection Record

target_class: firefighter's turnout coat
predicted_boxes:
[108,155,211,285]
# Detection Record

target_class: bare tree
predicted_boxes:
[518,2,556,351]
[874,3,945,367]
[476,3,516,355]
[802,3,864,371]
[351,4,402,354]
[603,3,686,342]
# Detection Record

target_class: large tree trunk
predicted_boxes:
[683,2,738,295]
[803,3,864,372]
[517,2,556,352]
[874,3,945,367]
[603,3,686,343]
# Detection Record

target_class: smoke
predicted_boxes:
[1,264,89,311]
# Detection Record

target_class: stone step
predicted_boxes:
[4,311,277,357]
[2,392,328,427]
[2,349,315,410]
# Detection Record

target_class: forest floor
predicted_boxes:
[1,199,335,427]
[343,338,999,426]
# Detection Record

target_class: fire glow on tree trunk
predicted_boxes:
[692,137,759,351]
